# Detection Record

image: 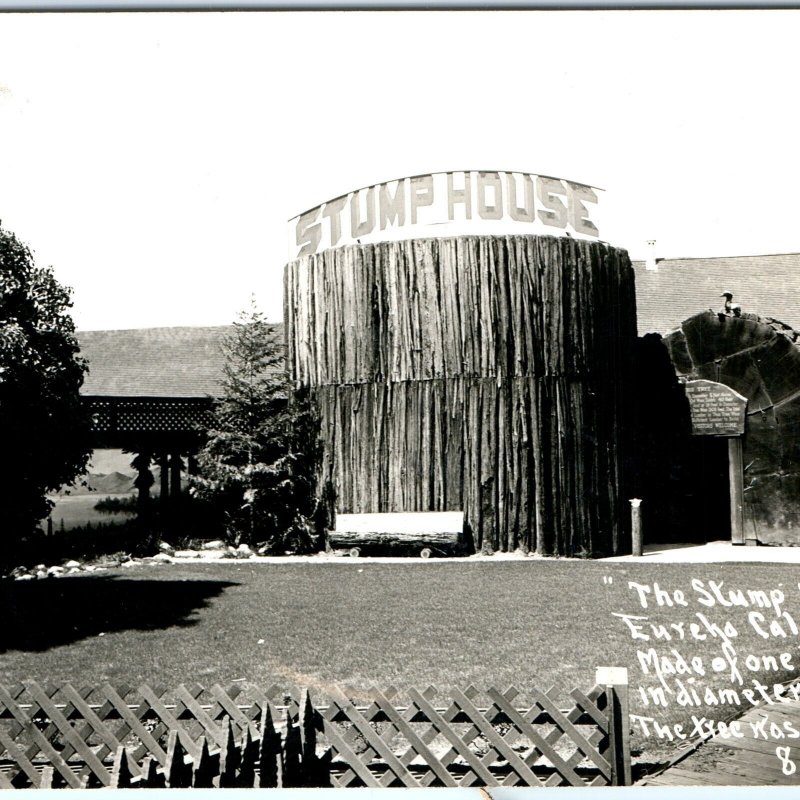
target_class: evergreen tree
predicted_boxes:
[0,226,92,561]
[190,302,320,551]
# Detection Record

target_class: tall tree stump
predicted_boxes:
[284,235,636,556]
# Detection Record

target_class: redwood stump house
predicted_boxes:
[285,235,638,557]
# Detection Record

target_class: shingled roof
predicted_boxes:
[633,253,800,336]
[77,325,283,398]
[76,252,800,396]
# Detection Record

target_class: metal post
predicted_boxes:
[630,498,642,557]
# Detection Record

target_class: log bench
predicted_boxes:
[327,511,465,558]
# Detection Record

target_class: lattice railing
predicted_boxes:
[0,673,630,788]
[84,396,215,435]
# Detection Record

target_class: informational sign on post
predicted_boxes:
[685,380,747,437]
[288,170,603,260]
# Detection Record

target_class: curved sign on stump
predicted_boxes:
[685,380,747,437]
[288,170,603,260]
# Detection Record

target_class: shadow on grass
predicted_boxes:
[1,575,238,652]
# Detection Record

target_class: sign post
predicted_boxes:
[685,380,748,545]
[728,438,746,545]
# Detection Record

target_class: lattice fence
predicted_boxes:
[0,672,630,788]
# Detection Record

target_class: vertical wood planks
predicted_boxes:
[285,235,636,556]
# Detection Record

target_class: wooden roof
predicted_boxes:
[77,325,280,399]
[633,252,800,336]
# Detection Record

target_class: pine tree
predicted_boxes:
[190,302,320,551]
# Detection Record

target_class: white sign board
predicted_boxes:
[288,170,603,260]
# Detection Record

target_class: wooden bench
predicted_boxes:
[328,511,464,558]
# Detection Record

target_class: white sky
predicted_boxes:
[0,10,798,330]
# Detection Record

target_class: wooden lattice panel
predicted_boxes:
[319,684,612,788]
[0,681,625,789]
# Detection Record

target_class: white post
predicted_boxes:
[596,667,631,786]
[645,240,658,271]
[629,498,643,557]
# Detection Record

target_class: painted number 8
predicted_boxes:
[776,746,796,776]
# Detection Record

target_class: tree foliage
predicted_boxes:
[190,302,321,551]
[0,226,92,553]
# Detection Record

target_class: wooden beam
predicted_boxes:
[159,453,169,503]
[728,437,746,545]
[170,453,182,499]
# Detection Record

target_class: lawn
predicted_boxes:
[3,558,800,764]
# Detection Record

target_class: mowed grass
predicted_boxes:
[4,559,800,761]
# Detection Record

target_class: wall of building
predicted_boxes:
[633,253,800,336]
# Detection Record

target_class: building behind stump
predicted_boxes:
[285,235,637,556]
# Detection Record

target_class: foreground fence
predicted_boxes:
[0,670,630,788]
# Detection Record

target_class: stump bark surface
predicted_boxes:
[285,235,637,556]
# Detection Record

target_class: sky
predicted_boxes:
[0,10,799,330]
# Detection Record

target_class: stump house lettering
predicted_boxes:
[290,171,602,259]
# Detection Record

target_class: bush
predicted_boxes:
[10,518,157,567]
